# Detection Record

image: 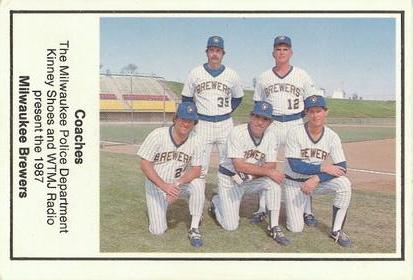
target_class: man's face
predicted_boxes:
[206,47,225,66]
[249,114,272,138]
[306,107,328,128]
[174,118,196,137]
[272,43,293,65]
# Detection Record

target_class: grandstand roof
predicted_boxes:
[100,74,174,98]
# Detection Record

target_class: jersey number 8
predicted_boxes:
[175,168,183,178]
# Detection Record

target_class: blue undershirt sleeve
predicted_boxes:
[287,158,321,175]
[231,97,242,112]
[181,96,194,103]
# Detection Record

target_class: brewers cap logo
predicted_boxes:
[262,103,268,110]
[279,36,285,40]
[310,95,318,103]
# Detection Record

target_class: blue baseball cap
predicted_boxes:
[176,102,199,121]
[274,35,292,47]
[207,36,224,49]
[251,101,273,119]
[304,95,327,109]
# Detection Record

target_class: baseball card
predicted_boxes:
[0,0,412,279]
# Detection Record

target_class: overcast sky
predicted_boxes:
[100,16,397,100]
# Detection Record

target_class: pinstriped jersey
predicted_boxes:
[181,65,244,116]
[137,126,203,182]
[253,66,318,116]
[284,124,346,180]
[220,124,279,173]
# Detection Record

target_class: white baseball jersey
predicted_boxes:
[137,126,203,182]
[138,126,205,235]
[284,124,346,181]
[181,65,244,116]
[253,66,320,214]
[211,124,282,230]
[220,123,278,175]
[283,123,351,233]
[253,66,317,116]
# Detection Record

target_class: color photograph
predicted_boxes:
[99,15,399,256]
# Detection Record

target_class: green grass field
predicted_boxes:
[100,151,395,253]
[100,82,396,254]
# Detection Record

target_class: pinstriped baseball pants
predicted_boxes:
[194,118,234,178]
[213,173,281,231]
[144,178,205,235]
[283,176,352,232]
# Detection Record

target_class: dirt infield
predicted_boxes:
[101,138,396,194]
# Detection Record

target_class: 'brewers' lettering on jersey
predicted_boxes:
[153,151,192,164]
[300,148,328,160]
[284,124,346,181]
[137,126,203,181]
[181,65,244,116]
[243,149,266,161]
[254,66,317,116]
[263,83,302,98]
[220,124,279,174]
[195,81,231,96]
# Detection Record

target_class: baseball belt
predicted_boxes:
[273,111,304,122]
[198,113,231,122]
[285,174,307,182]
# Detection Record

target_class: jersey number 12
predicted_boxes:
[287,98,300,110]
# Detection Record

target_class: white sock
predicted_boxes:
[304,196,312,215]
[190,215,202,229]
[257,192,266,213]
[332,208,347,232]
[269,210,279,228]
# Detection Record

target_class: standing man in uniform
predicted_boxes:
[251,35,319,226]
[181,35,244,180]
[283,95,352,247]
[137,102,205,248]
[210,101,290,246]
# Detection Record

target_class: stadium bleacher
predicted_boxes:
[100,93,117,100]
[122,94,169,101]
[100,74,177,113]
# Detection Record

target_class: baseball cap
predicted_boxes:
[176,102,199,121]
[251,101,273,119]
[207,36,224,49]
[304,95,327,109]
[274,35,292,47]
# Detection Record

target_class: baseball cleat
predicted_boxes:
[249,211,267,224]
[304,213,319,227]
[330,230,352,247]
[267,226,290,246]
[188,228,203,248]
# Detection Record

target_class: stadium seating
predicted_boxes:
[130,101,176,112]
[100,74,177,112]
[123,94,170,101]
[100,100,127,110]
[100,93,117,100]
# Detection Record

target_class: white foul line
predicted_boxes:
[347,168,395,176]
